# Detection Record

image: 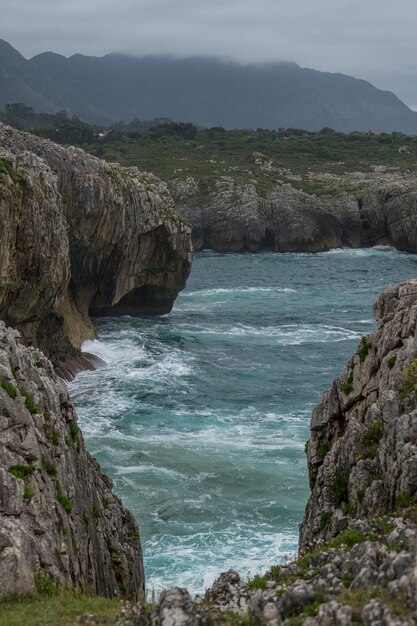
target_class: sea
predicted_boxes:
[69,247,417,595]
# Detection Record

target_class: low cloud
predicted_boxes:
[2,0,417,106]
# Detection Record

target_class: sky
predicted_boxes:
[3,0,417,108]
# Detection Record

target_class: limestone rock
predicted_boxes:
[0,124,192,371]
[0,322,144,599]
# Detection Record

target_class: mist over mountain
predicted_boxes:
[1,39,417,132]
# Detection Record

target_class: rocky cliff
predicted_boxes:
[0,321,144,599]
[175,168,417,254]
[0,123,192,374]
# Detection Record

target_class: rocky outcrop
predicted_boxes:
[301,279,417,550]
[175,171,417,253]
[0,123,192,372]
[0,321,144,599]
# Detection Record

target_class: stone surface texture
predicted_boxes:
[0,322,144,599]
[0,123,192,370]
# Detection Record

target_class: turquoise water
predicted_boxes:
[69,247,417,594]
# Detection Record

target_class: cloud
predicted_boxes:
[2,0,417,106]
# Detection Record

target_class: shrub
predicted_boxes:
[92,504,102,520]
[34,567,60,596]
[19,388,40,413]
[42,456,57,476]
[371,360,380,375]
[56,481,73,515]
[333,473,349,505]
[1,380,17,397]
[358,338,372,362]
[387,355,397,369]
[397,493,414,508]
[317,443,330,459]
[69,423,80,441]
[320,511,333,529]
[362,420,384,445]
[270,565,281,581]
[342,372,354,395]
[330,528,367,548]
[23,484,34,500]
[9,463,35,479]
[248,576,268,590]
[401,359,417,398]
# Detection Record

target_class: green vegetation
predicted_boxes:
[8,464,35,480]
[248,575,268,590]
[55,481,73,515]
[42,457,57,477]
[397,493,414,508]
[317,442,330,459]
[269,565,281,581]
[0,588,123,626]
[371,360,380,375]
[362,420,384,446]
[68,422,80,441]
[333,473,349,505]
[342,372,354,395]
[387,355,397,369]
[23,484,34,501]
[320,511,333,529]
[19,388,40,414]
[92,504,102,520]
[330,528,367,549]
[1,380,18,397]
[4,107,417,202]
[337,587,412,623]
[401,359,417,399]
[358,338,372,363]
[83,512,89,527]
[46,428,60,445]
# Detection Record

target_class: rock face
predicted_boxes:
[176,172,417,254]
[0,123,192,371]
[0,322,144,599]
[301,279,417,550]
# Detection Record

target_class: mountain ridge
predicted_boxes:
[1,39,417,131]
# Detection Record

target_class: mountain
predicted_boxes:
[1,39,417,132]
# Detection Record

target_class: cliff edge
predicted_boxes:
[0,123,192,373]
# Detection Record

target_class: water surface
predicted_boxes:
[69,247,417,594]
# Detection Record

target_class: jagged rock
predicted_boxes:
[0,322,144,599]
[0,123,192,372]
[301,279,417,550]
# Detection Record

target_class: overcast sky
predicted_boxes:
[3,0,417,108]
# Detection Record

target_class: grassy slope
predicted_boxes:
[83,127,417,201]
[0,590,122,626]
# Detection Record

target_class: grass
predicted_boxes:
[42,457,57,477]
[341,372,354,395]
[248,575,268,590]
[0,589,123,626]
[9,464,35,479]
[19,388,40,414]
[329,528,367,549]
[1,380,18,397]
[337,587,412,622]
[362,420,384,452]
[333,472,349,505]
[386,355,397,369]
[69,423,80,441]
[401,359,417,399]
[358,338,372,363]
